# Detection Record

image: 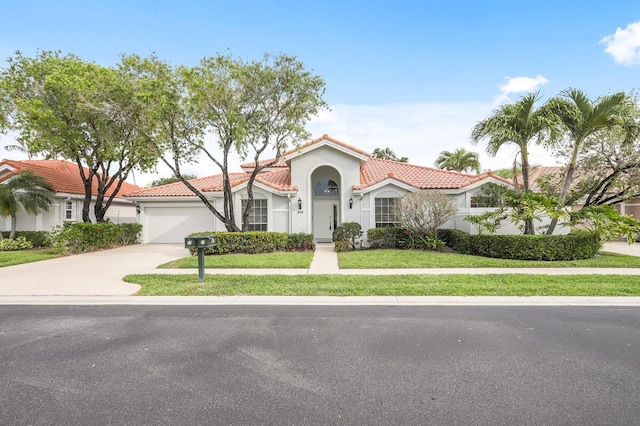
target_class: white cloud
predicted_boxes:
[600,20,640,66]
[493,75,549,105]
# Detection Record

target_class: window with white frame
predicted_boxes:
[241,199,268,231]
[375,197,399,227]
[64,201,75,221]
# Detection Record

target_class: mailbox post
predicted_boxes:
[184,235,216,283]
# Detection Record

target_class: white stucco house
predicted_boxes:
[0,159,140,233]
[125,135,516,244]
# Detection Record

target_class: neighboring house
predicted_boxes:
[125,135,514,244]
[0,159,141,233]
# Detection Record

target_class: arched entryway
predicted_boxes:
[311,166,341,242]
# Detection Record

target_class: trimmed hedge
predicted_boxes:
[438,229,601,261]
[367,227,403,249]
[50,222,143,253]
[1,231,50,247]
[286,233,316,252]
[190,231,289,255]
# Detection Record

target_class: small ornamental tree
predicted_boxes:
[396,191,456,234]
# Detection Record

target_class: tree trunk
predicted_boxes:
[9,212,17,239]
[546,140,581,235]
[82,180,93,223]
[520,149,535,235]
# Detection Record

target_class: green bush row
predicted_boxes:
[438,228,601,261]
[190,231,315,255]
[50,222,143,253]
[1,231,50,247]
[370,227,602,260]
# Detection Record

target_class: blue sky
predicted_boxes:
[1,0,639,183]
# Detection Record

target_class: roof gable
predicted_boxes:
[283,134,370,163]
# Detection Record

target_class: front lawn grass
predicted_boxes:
[337,250,640,269]
[125,274,640,296]
[159,251,313,269]
[0,248,62,267]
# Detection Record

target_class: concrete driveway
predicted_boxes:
[0,244,186,296]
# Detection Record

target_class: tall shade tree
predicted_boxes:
[122,53,327,231]
[0,51,158,222]
[0,171,53,239]
[471,92,558,234]
[434,147,481,173]
[544,89,630,234]
[372,147,408,162]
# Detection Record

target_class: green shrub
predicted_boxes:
[367,227,403,249]
[190,231,289,255]
[442,230,601,261]
[333,222,362,250]
[333,238,350,252]
[119,223,143,245]
[286,233,316,251]
[50,222,142,254]
[398,229,445,251]
[437,228,470,252]
[0,236,33,251]
[1,231,50,247]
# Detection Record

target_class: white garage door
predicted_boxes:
[145,207,216,243]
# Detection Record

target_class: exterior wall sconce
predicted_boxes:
[136,205,141,214]
[297,198,302,210]
[349,197,354,209]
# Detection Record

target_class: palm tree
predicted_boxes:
[544,89,630,234]
[435,148,481,173]
[471,92,558,234]
[0,171,54,239]
[372,147,408,162]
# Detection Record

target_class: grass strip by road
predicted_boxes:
[0,248,62,268]
[159,252,313,269]
[125,274,640,296]
[337,250,640,269]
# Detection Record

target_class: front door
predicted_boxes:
[313,200,338,242]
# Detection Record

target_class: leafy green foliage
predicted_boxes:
[190,231,289,255]
[434,147,480,173]
[0,171,53,238]
[149,174,197,187]
[332,222,362,250]
[49,222,142,253]
[1,231,50,247]
[465,190,567,235]
[367,227,403,249]
[0,51,158,223]
[568,205,640,243]
[442,230,601,261]
[333,239,351,252]
[0,236,33,251]
[286,233,315,252]
[398,229,445,251]
[371,147,408,162]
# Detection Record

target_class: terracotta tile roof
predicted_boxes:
[240,157,288,169]
[355,157,512,190]
[0,159,141,197]
[125,135,514,197]
[126,169,297,197]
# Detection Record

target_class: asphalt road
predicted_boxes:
[1,305,639,425]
